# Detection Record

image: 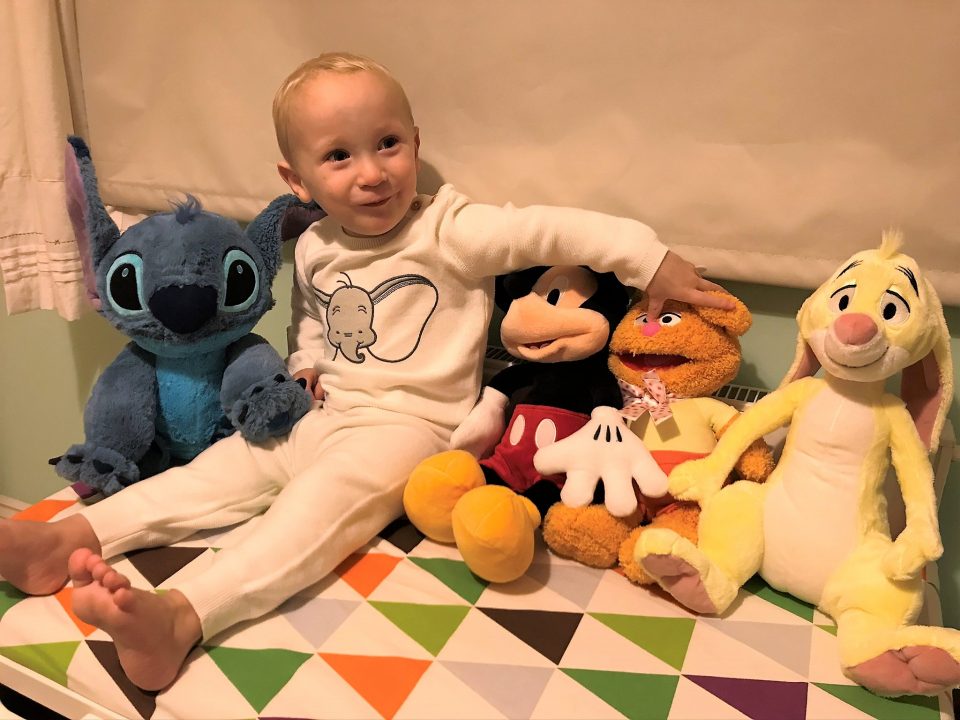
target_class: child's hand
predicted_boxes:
[645,251,733,319]
[293,368,325,401]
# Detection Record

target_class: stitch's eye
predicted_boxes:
[658,312,682,326]
[634,312,649,326]
[106,253,145,314]
[222,249,260,312]
[829,284,856,314]
[879,290,910,325]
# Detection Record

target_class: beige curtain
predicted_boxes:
[0,0,88,320]
[26,0,960,304]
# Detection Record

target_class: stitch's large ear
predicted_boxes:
[64,136,121,310]
[693,292,752,337]
[245,194,326,283]
[779,295,822,388]
[900,286,954,452]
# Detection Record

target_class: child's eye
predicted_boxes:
[379,136,400,151]
[325,149,350,163]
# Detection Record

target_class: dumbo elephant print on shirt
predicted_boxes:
[315,273,438,363]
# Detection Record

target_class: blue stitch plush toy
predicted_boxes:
[53,137,320,497]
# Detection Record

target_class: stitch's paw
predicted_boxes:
[51,444,140,497]
[230,374,311,443]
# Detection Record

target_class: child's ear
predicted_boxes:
[277,162,313,203]
[414,127,421,165]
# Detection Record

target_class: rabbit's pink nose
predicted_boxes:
[642,321,661,336]
[834,313,878,345]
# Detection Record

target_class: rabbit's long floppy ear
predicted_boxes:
[64,136,120,310]
[779,295,822,389]
[900,287,954,452]
[244,194,326,284]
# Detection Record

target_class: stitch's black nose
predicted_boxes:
[149,284,218,334]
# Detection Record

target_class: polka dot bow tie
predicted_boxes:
[618,372,676,424]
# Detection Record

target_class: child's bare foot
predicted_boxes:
[0,515,100,595]
[69,549,202,691]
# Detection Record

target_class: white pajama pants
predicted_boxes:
[81,405,447,640]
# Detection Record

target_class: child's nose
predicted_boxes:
[357,157,386,186]
[642,321,661,336]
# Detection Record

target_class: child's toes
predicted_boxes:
[68,548,95,585]
[91,559,111,583]
[102,570,130,593]
[83,552,104,576]
[113,587,136,612]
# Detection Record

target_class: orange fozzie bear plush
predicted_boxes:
[542,291,775,583]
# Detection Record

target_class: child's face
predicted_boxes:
[278,70,420,237]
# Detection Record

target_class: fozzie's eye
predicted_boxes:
[658,312,682,326]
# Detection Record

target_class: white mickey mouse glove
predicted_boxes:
[533,406,668,517]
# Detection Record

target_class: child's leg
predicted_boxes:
[70,411,444,690]
[0,428,291,596]
[181,416,445,637]
[87,430,293,557]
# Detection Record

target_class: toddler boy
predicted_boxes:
[0,52,730,691]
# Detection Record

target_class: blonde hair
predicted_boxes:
[272,52,414,161]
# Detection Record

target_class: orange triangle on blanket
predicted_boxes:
[334,553,403,598]
[320,653,430,719]
[13,499,77,522]
[54,587,97,636]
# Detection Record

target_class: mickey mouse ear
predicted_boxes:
[494,267,549,312]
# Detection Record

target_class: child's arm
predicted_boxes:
[437,191,729,309]
[286,253,327,400]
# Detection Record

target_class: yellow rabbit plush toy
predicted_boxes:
[635,231,957,697]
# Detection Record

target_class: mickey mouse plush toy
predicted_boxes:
[403,265,640,582]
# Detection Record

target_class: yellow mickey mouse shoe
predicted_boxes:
[451,485,541,583]
[403,450,486,542]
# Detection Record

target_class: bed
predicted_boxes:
[1,397,956,720]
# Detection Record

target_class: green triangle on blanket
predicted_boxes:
[590,613,695,671]
[813,682,942,720]
[408,557,488,604]
[562,668,679,720]
[0,581,28,621]
[369,601,470,656]
[205,646,312,713]
[743,575,816,622]
[0,641,80,687]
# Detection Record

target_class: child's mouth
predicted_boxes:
[363,196,391,208]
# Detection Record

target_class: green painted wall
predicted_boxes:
[1,267,958,628]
